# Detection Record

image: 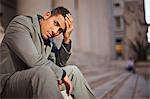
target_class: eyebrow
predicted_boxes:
[56,20,65,31]
[58,20,66,32]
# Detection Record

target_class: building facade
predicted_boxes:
[0,0,148,67]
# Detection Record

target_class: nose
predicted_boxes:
[53,27,60,34]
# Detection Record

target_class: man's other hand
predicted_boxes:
[60,75,72,96]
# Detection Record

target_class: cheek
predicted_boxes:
[42,26,46,33]
[44,25,50,32]
[41,26,48,37]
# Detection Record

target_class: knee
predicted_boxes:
[68,65,85,81]
[70,65,81,74]
[72,65,79,70]
[30,67,60,97]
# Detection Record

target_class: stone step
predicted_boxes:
[112,74,138,99]
[88,71,122,89]
[82,68,105,78]
[148,79,150,98]
[134,75,149,99]
[61,91,72,99]
[93,72,131,99]
[79,65,125,79]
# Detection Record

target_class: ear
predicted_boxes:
[43,12,51,20]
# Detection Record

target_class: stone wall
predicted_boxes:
[124,0,148,59]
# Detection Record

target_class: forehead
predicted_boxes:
[52,14,65,29]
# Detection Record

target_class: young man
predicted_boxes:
[0,7,95,99]
[126,57,136,73]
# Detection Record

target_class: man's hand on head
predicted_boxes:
[63,14,73,44]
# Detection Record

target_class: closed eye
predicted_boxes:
[54,20,60,26]
[58,28,63,34]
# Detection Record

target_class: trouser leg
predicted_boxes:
[62,65,95,99]
[1,66,64,99]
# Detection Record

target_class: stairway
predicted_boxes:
[75,61,150,99]
[66,56,150,99]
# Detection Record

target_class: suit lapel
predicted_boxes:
[45,44,52,58]
[32,15,52,58]
[32,15,45,55]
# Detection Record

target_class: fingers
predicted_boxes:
[65,14,73,29]
[65,17,71,25]
[66,83,70,96]
[65,19,73,31]
[65,14,73,23]
[63,14,73,43]
[68,82,73,96]
[63,76,73,96]
[66,82,72,96]
[58,84,62,91]
[65,19,70,29]
[58,80,63,91]
[66,79,72,96]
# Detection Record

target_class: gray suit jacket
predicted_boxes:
[0,15,71,95]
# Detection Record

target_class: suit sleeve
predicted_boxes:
[51,39,71,67]
[5,16,63,80]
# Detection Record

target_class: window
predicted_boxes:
[115,38,124,59]
[115,38,122,44]
[114,3,120,7]
[115,16,124,31]
[144,0,150,24]
[115,16,121,28]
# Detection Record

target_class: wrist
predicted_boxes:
[61,69,66,81]
[63,38,71,44]
[58,79,62,85]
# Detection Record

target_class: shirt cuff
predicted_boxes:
[62,39,71,52]
[61,69,66,80]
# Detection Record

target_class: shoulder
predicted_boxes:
[5,15,35,36]
[6,15,34,32]
[12,15,31,22]
[9,15,33,27]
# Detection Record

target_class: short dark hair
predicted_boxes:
[51,6,71,18]
[51,7,71,33]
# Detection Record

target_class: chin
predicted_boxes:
[43,35,48,40]
[46,37,49,39]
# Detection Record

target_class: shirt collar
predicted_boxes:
[32,14,42,37]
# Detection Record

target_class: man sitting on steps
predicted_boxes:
[0,6,95,99]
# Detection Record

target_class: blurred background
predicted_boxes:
[0,0,150,98]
